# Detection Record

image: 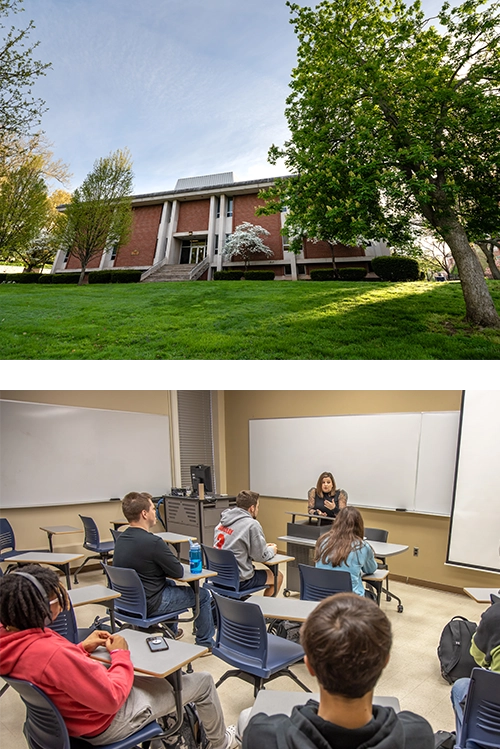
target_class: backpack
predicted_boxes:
[268,619,302,644]
[437,616,477,684]
[159,703,209,749]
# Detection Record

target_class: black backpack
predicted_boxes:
[161,703,208,749]
[268,619,302,643]
[437,616,477,684]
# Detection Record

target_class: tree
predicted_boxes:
[260,0,500,327]
[61,149,134,285]
[476,239,500,280]
[222,222,273,271]
[13,188,71,272]
[0,0,50,142]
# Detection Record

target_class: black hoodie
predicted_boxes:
[242,701,434,749]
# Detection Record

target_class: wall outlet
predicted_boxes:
[413,547,419,556]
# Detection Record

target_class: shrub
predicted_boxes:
[338,267,367,281]
[0,273,8,284]
[37,275,53,284]
[243,270,275,281]
[52,273,81,284]
[310,268,335,281]
[213,270,243,280]
[88,270,112,284]
[110,270,143,283]
[7,273,41,284]
[371,255,420,281]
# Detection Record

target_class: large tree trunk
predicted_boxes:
[435,218,500,328]
[477,241,500,281]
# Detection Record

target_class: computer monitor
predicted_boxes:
[190,465,213,496]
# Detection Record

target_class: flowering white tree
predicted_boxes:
[222,222,273,271]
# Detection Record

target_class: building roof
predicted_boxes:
[174,172,234,190]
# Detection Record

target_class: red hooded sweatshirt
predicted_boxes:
[0,625,134,737]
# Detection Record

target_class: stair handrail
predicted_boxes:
[140,256,170,282]
[189,256,210,281]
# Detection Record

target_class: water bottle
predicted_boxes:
[189,540,202,574]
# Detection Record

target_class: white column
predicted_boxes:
[217,194,226,272]
[153,201,170,264]
[207,195,217,263]
[165,200,179,264]
[51,249,66,273]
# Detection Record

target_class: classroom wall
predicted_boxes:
[0,391,171,554]
[223,390,500,592]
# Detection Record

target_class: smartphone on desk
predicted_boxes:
[146,636,170,652]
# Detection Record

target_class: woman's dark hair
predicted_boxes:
[301,592,392,698]
[0,564,67,630]
[315,472,336,498]
[314,505,364,566]
[122,491,153,522]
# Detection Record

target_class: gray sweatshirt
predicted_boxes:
[214,506,276,580]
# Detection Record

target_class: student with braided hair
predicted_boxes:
[0,565,236,748]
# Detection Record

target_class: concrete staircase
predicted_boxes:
[142,264,194,282]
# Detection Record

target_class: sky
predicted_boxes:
[21,0,300,195]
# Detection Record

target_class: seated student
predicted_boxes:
[214,490,282,597]
[0,565,236,748]
[451,596,500,742]
[113,491,214,650]
[314,506,378,597]
[242,593,434,749]
[307,471,348,520]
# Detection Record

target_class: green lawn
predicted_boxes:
[1,280,499,359]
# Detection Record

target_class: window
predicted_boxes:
[226,197,233,217]
[176,391,216,492]
[297,264,306,275]
[214,234,219,255]
[63,249,71,264]
[216,196,221,219]
[110,244,119,261]
[284,264,292,275]
[282,236,290,252]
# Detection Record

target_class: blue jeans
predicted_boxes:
[154,582,214,649]
[451,677,470,742]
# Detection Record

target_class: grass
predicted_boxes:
[0,280,499,359]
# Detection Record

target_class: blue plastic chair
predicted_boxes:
[364,528,403,612]
[73,516,114,584]
[0,518,35,566]
[211,591,311,697]
[102,563,187,635]
[201,544,269,599]
[457,668,500,749]
[298,564,352,601]
[1,676,163,749]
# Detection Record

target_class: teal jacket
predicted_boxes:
[316,539,377,596]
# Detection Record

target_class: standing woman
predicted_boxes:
[307,471,347,519]
[314,506,377,597]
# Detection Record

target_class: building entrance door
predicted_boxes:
[180,239,207,264]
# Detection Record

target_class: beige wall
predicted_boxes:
[223,390,500,592]
[0,391,171,554]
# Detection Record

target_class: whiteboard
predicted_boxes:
[447,391,500,573]
[249,411,460,515]
[0,400,172,508]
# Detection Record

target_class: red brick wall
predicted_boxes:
[177,199,210,232]
[303,240,365,258]
[65,205,162,269]
[232,194,283,260]
[114,205,162,267]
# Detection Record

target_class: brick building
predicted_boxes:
[52,172,389,281]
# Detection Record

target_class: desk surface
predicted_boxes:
[278,536,409,557]
[155,532,197,544]
[264,553,295,566]
[464,587,500,603]
[248,690,400,720]
[91,628,207,677]
[7,551,84,564]
[69,584,121,607]
[248,595,319,622]
[178,563,217,583]
[39,525,82,535]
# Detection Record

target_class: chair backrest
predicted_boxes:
[201,545,241,591]
[47,602,79,644]
[460,668,500,748]
[2,676,70,749]
[102,562,148,620]
[79,515,101,550]
[299,564,352,601]
[110,528,123,543]
[0,518,15,553]
[364,528,389,543]
[212,592,269,668]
